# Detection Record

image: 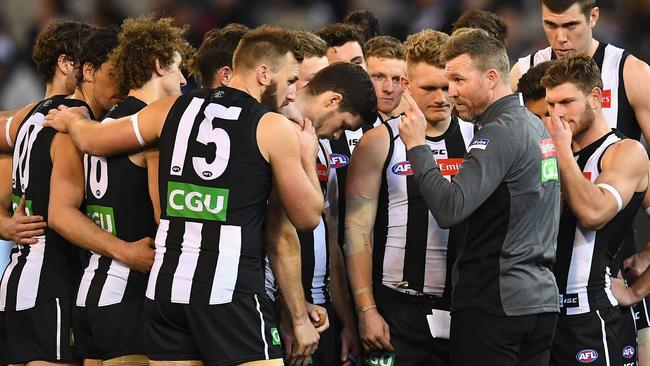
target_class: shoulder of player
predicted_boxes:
[258,111,293,132]
[602,138,648,173]
[623,55,650,98]
[354,123,390,157]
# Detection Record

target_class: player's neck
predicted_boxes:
[227,74,261,102]
[426,116,452,138]
[44,80,69,99]
[586,38,600,58]
[70,87,101,119]
[571,112,611,152]
[129,79,162,105]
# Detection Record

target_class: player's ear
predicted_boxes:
[154,58,166,77]
[219,66,233,86]
[256,64,271,86]
[401,76,411,93]
[82,62,95,83]
[324,91,343,109]
[590,87,602,109]
[589,7,599,28]
[57,54,74,76]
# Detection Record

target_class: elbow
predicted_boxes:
[576,211,608,231]
[292,212,321,231]
[48,213,62,233]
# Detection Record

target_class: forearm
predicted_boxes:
[556,145,615,227]
[330,243,356,326]
[50,206,125,260]
[407,145,469,228]
[302,158,323,206]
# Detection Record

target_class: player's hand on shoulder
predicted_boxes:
[44,105,89,133]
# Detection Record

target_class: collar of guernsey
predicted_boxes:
[474,93,525,128]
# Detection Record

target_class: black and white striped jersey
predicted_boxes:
[0,96,92,311]
[147,87,273,305]
[323,116,383,249]
[299,142,331,305]
[517,43,639,140]
[373,116,473,295]
[76,96,157,307]
[555,130,645,315]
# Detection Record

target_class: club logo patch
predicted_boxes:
[602,89,611,109]
[623,345,635,359]
[329,153,349,169]
[468,138,489,151]
[576,349,599,363]
[391,161,413,176]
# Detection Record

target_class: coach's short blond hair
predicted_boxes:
[442,28,510,82]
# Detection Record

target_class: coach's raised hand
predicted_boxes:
[398,92,427,151]
[44,105,89,133]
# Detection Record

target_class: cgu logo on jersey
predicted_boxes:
[329,153,350,169]
[365,352,396,366]
[576,349,599,363]
[167,181,229,221]
[438,158,463,176]
[623,345,635,359]
[539,139,559,183]
[602,89,612,109]
[316,163,328,183]
[391,161,413,176]
[86,205,117,235]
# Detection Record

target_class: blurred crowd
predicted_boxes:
[0,0,648,110]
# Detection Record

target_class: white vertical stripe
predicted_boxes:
[15,240,45,310]
[565,227,596,315]
[631,306,638,333]
[171,222,203,303]
[644,299,650,327]
[147,219,169,300]
[76,253,101,306]
[601,45,624,129]
[170,98,204,177]
[55,297,61,360]
[254,294,270,359]
[209,225,242,304]
[311,217,327,304]
[603,267,618,307]
[596,310,611,366]
[0,244,20,311]
[423,212,448,295]
[98,260,130,306]
[345,128,364,154]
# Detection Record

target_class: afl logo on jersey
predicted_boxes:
[329,153,349,169]
[623,346,635,359]
[576,349,598,363]
[202,171,213,178]
[391,161,413,176]
[172,166,181,173]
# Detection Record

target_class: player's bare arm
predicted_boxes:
[48,133,154,273]
[44,96,176,156]
[344,125,394,351]
[258,112,323,231]
[546,113,649,230]
[265,190,320,366]
[624,55,650,144]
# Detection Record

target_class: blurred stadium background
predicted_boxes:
[0,0,649,110]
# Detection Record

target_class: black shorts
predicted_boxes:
[372,285,450,366]
[144,294,282,365]
[550,307,621,366]
[73,300,146,360]
[618,306,638,366]
[3,297,78,364]
[451,307,557,366]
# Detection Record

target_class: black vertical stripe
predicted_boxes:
[322,214,331,304]
[85,256,112,306]
[592,42,607,70]
[189,224,221,303]
[4,246,30,310]
[445,117,467,158]
[617,52,640,140]
[298,229,316,304]
[154,220,185,301]
[330,133,352,248]
[403,164,430,292]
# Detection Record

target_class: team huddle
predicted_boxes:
[2,0,650,365]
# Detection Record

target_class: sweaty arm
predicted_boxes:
[48,133,154,273]
[265,190,319,363]
[556,139,648,230]
[407,123,515,229]
[0,103,35,153]
[510,63,523,94]
[258,113,323,231]
[345,127,393,351]
[44,96,176,156]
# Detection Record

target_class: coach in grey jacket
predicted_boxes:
[399,28,561,366]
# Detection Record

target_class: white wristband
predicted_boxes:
[597,183,623,212]
[131,113,146,147]
[5,116,13,148]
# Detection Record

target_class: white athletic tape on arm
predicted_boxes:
[131,113,146,147]
[597,183,623,212]
[5,116,13,148]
